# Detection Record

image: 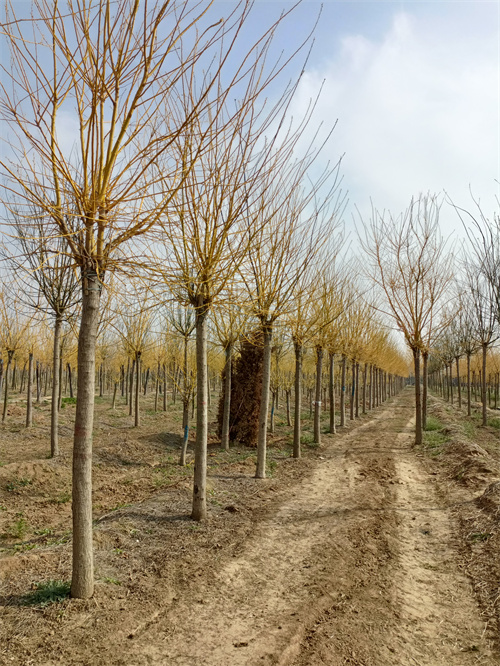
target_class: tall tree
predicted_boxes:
[0,0,275,597]
[361,194,453,445]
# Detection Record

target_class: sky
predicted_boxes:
[1,0,498,247]
[216,0,500,243]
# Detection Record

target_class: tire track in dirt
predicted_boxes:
[123,391,495,665]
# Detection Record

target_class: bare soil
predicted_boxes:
[1,388,499,665]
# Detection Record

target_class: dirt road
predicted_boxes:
[119,391,495,666]
[3,389,497,666]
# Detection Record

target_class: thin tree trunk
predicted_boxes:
[129,359,135,416]
[134,351,141,427]
[286,389,291,427]
[455,356,461,409]
[36,361,40,404]
[313,346,323,444]
[350,360,355,420]
[26,352,33,427]
[112,382,118,410]
[1,351,13,422]
[340,354,346,427]
[256,324,272,479]
[329,352,336,434]
[50,316,63,456]
[71,270,101,600]
[422,351,428,431]
[192,306,209,520]
[482,343,488,426]
[362,363,367,414]
[58,342,64,410]
[221,343,232,452]
[163,363,167,412]
[68,363,74,398]
[179,399,190,466]
[355,362,360,418]
[293,340,303,459]
[467,354,471,416]
[413,347,422,446]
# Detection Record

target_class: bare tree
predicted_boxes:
[1,0,278,597]
[361,194,453,445]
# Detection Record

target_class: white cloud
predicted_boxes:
[291,9,500,237]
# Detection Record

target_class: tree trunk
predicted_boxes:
[2,351,14,422]
[329,352,336,434]
[129,359,135,416]
[286,389,291,427]
[422,351,428,431]
[192,305,209,520]
[313,346,323,444]
[58,342,64,410]
[134,351,141,427]
[26,352,33,427]
[350,360,355,420]
[67,363,74,398]
[36,361,40,404]
[179,399,190,466]
[293,340,303,459]
[340,354,346,426]
[413,347,422,446]
[71,271,101,600]
[467,354,471,416]
[256,323,272,478]
[355,362,360,418]
[112,382,118,410]
[163,363,167,411]
[50,319,62,453]
[362,363,367,414]
[482,343,488,426]
[455,356,461,409]
[221,343,232,452]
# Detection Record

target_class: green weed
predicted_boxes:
[6,477,32,492]
[424,416,443,432]
[21,580,70,607]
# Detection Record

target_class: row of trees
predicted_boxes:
[1,0,498,602]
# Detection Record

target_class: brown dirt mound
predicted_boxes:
[443,438,500,485]
[476,481,500,516]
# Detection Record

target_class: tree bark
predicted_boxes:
[256,323,272,478]
[134,351,141,427]
[350,360,355,420]
[192,305,209,520]
[413,347,422,446]
[26,352,33,427]
[340,354,346,426]
[71,271,101,599]
[2,350,14,422]
[313,346,323,444]
[293,340,303,459]
[422,351,428,431]
[221,343,232,452]
[482,343,488,426]
[329,352,336,434]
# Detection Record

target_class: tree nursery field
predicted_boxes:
[1,387,500,666]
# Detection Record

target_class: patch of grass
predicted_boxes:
[102,576,121,585]
[14,542,37,552]
[462,420,477,439]
[34,528,54,537]
[49,491,71,504]
[487,417,500,430]
[300,433,313,445]
[266,460,277,476]
[467,532,492,543]
[21,580,70,607]
[61,396,77,407]
[4,515,28,540]
[423,429,448,456]
[424,416,443,432]
[5,477,32,492]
